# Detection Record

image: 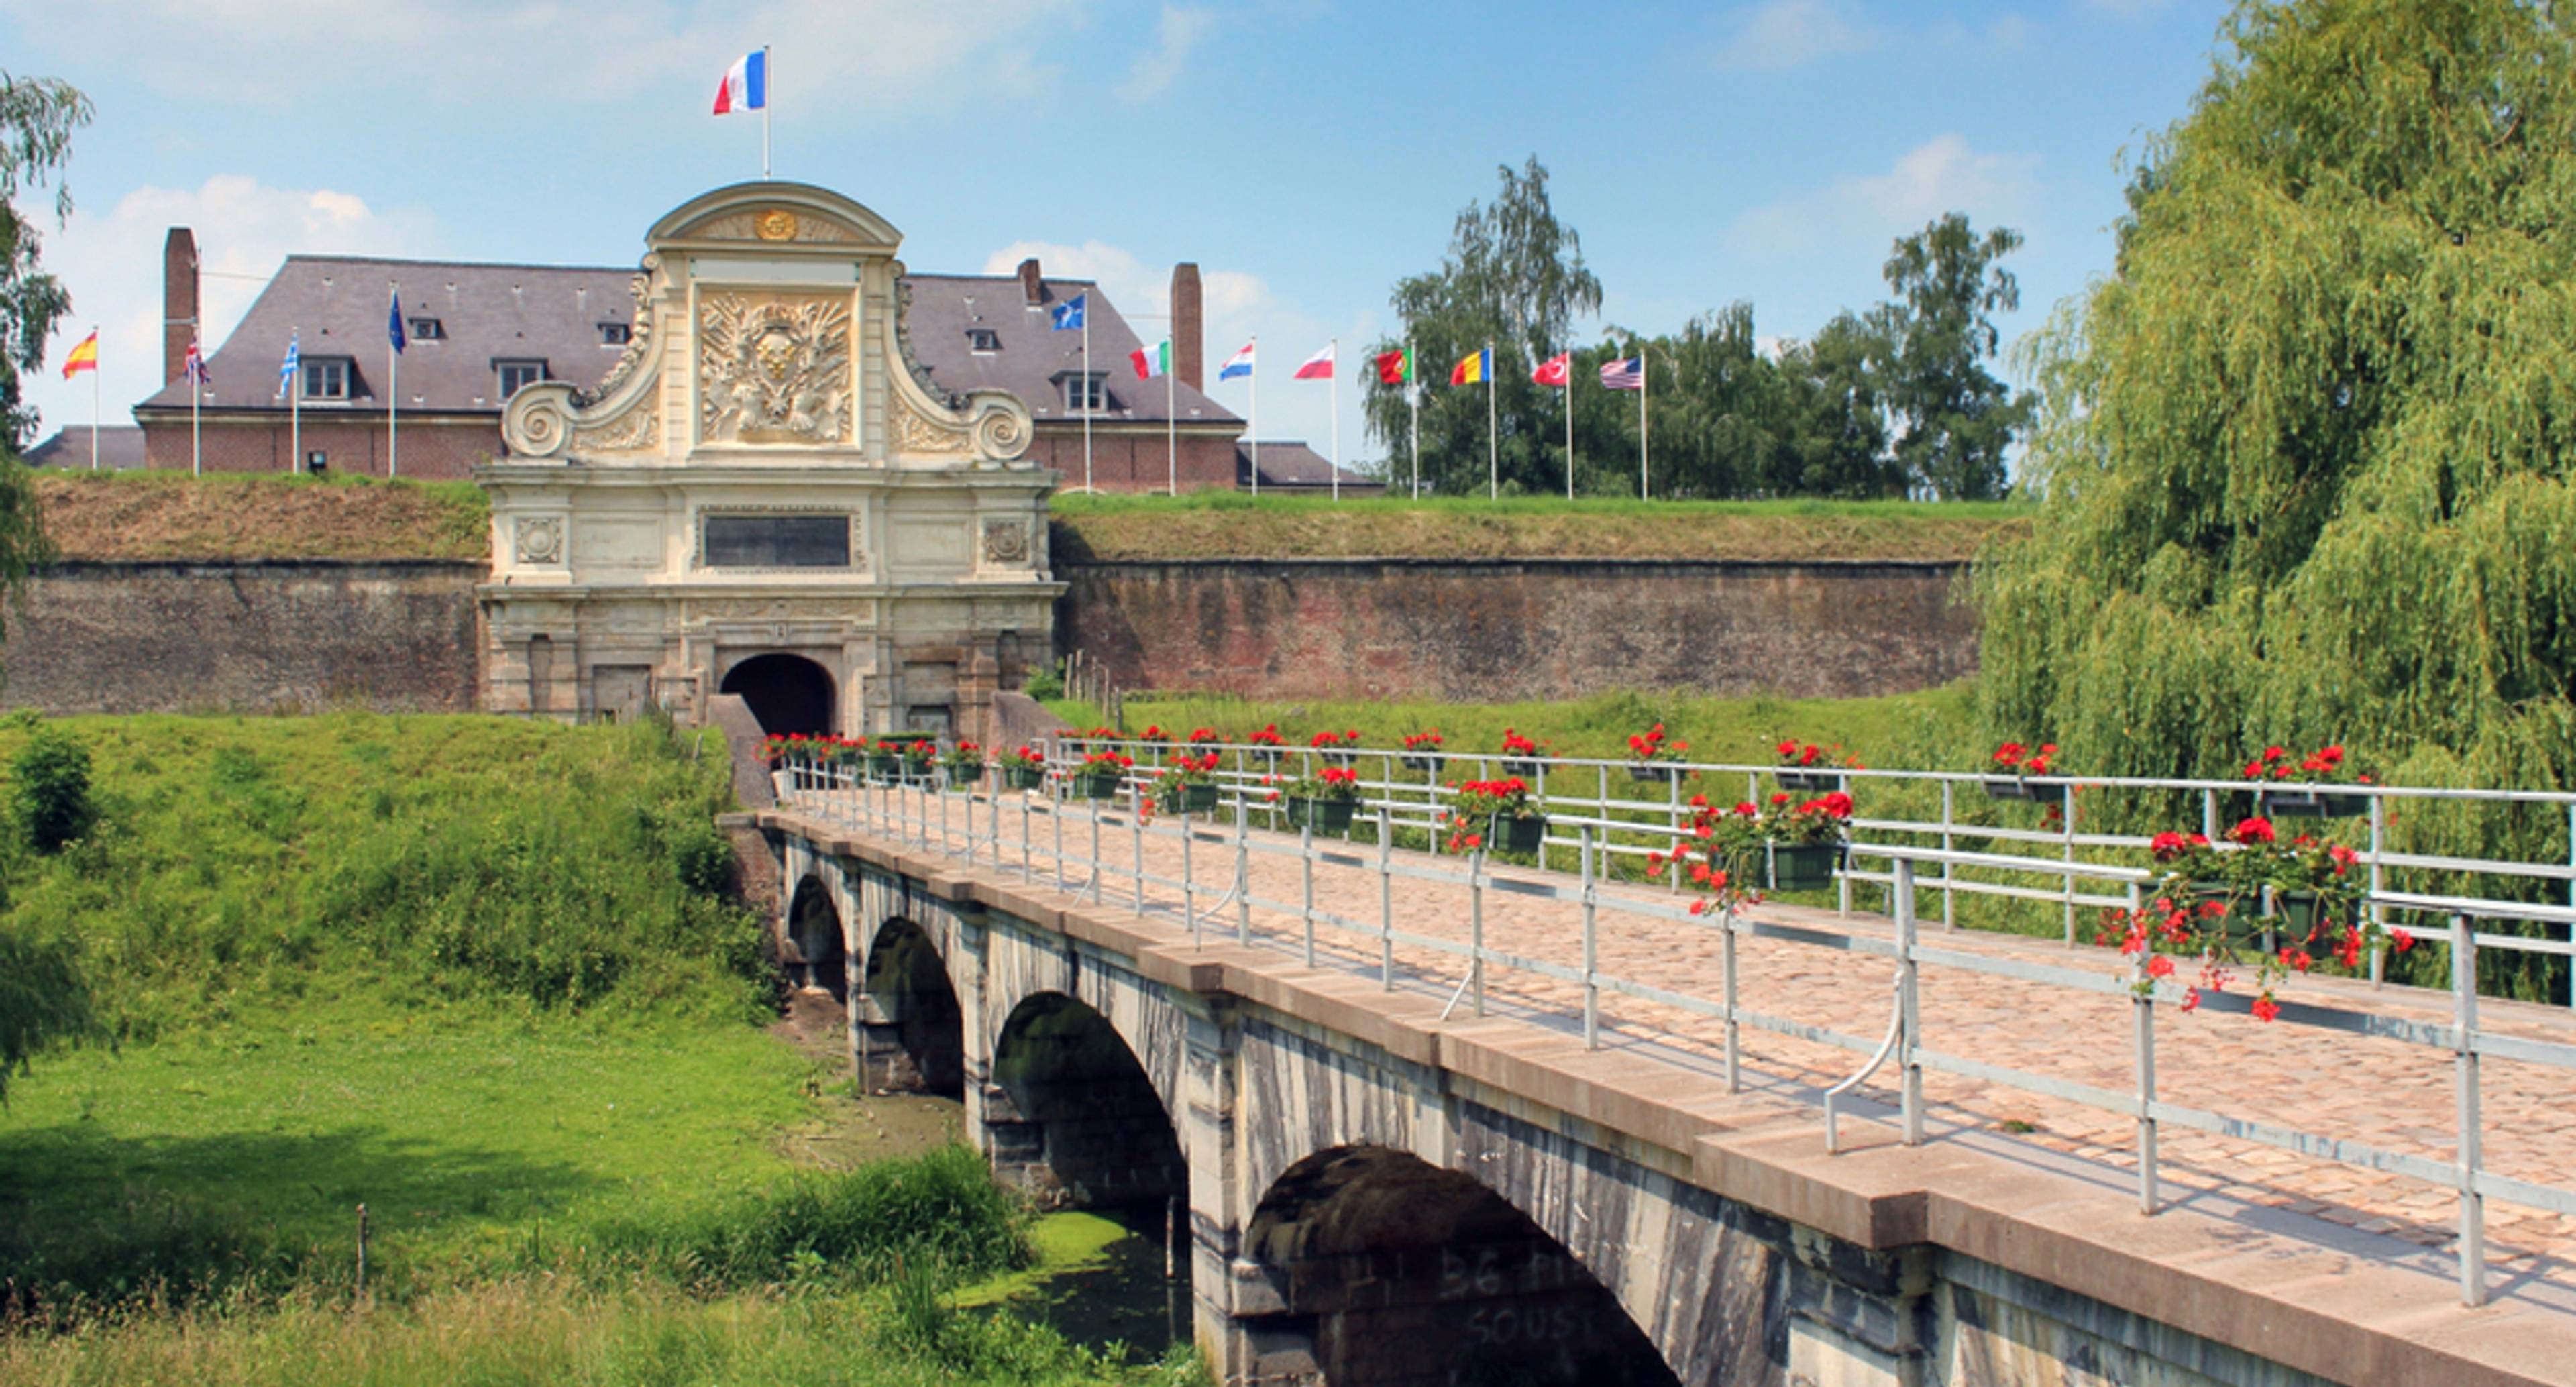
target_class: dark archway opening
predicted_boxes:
[1242,1146,1681,1387]
[860,918,963,1098]
[720,653,835,736]
[987,993,1186,1213]
[784,875,847,1005]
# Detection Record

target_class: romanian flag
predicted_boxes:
[60,329,98,379]
[1374,348,1411,385]
[1450,347,1491,386]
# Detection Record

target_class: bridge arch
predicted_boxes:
[782,873,847,1003]
[1242,1144,1682,1387]
[861,917,964,1097]
[985,989,1187,1211]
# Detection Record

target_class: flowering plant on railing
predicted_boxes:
[900,738,938,769]
[1992,740,2058,778]
[1247,724,1286,748]
[1655,797,1764,913]
[1767,790,1856,845]
[1187,727,1223,748]
[1627,723,1688,764]
[2240,742,2370,785]
[1500,729,1540,758]
[1003,745,1048,771]
[940,740,986,774]
[1139,724,1171,745]
[2112,818,2411,1021]
[1309,728,1360,751]
[1441,776,1536,852]
[1081,726,1121,744]
[1403,729,1443,753]
[1280,764,1362,801]
[758,733,803,764]
[1077,748,1134,777]
[1157,751,1222,786]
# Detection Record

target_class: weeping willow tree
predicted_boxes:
[1980,0,2576,997]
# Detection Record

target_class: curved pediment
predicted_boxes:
[649,182,902,254]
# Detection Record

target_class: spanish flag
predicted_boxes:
[1450,347,1491,386]
[60,329,98,379]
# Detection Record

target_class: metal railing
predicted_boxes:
[769,744,2576,1309]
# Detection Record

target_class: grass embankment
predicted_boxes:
[0,714,1198,1386]
[31,471,487,561]
[1051,491,2025,562]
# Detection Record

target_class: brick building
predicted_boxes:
[129,225,1349,492]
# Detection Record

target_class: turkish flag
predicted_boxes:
[1532,353,1571,387]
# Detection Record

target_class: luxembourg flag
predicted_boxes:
[1218,341,1255,381]
[712,50,767,114]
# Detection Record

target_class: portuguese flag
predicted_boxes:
[1374,348,1411,385]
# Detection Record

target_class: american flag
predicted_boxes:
[1599,355,1644,390]
[182,337,211,386]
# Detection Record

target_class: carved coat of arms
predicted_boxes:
[698,293,853,445]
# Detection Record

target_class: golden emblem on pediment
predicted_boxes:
[756,209,798,241]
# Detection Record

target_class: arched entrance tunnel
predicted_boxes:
[859,919,963,1097]
[784,876,847,1004]
[1242,1146,1682,1387]
[985,993,1186,1212]
[721,652,835,736]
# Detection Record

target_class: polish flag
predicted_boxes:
[712,50,767,114]
[1532,352,1571,387]
[1292,343,1335,380]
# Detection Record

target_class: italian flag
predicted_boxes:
[1130,339,1171,380]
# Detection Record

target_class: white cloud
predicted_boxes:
[1727,134,2042,258]
[1715,0,1882,71]
[1118,5,1215,101]
[22,176,439,439]
[0,0,1084,114]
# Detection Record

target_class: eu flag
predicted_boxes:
[1049,293,1086,332]
[388,290,407,355]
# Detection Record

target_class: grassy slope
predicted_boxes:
[32,471,488,561]
[1051,492,2025,562]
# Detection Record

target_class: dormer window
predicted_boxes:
[1058,372,1107,413]
[303,357,352,400]
[407,317,445,342]
[496,359,549,398]
[599,322,631,346]
[965,327,1001,354]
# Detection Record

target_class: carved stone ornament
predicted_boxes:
[981,519,1030,566]
[690,211,852,244]
[576,268,656,408]
[756,209,798,241]
[572,406,659,453]
[514,516,565,565]
[892,399,971,453]
[697,292,853,445]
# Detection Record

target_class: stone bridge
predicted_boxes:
[751,797,2573,1386]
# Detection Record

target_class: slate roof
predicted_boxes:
[135,256,1244,431]
[1236,440,1380,491]
[25,424,148,470]
[902,274,1238,428]
[138,256,637,414]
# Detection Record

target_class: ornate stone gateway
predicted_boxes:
[478,183,1059,739]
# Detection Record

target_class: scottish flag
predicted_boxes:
[1050,293,1086,332]
[388,289,407,355]
[278,331,300,398]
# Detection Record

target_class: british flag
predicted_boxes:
[182,337,211,386]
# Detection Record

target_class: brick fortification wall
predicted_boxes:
[3,559,482,715]
[1055,557,1978,702]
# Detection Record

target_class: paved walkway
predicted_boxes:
[802,786,2576,1286]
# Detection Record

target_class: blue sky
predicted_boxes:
[9,0,2234,467]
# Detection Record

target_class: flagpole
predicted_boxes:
[290,335,303,476]
[1638,347,1650,500]
[761,45,773,178]
[89,338,99,471]
[191,368,201,477]
[1165,340,1176,495]
[1485,342,1497,500]
[1080,300,1092,492]
[1564,353,1574,500]
[1407,341,1419,501]
[390,329,399,479]
[1249,337,1259,498]
[1329,337,1340,504]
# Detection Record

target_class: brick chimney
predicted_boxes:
[1017,257,1045,307]
[164,227,199,385]
[1171,262,1203,392]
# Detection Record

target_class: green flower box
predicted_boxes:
[2260,789,2372,820]
[1286,797,1356,833]
[1400,753,1444,773]
[1160,784,1218,814]
[1487,813,1546,854]
[1628,763,1680,784]
[2277,890,2357,938]
[1982,778,2068,808]
[1004,765,1046,791]
[868,754,902,782]
[1765,842,1841,893]
[1076,771,1124,801]
[1774,769,1843,793]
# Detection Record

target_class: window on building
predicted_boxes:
[407,317,446,341]
[965,327,1001,353]
[599,322,631,346]
[1060,373,1107,412]
[496,359,549,398]
[701,513,853,569]
[303,358,351,400]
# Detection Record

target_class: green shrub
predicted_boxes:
[11,722,96,854]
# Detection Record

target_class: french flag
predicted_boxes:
[712,50,767,115]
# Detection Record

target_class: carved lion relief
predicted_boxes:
[980,519,1030,566]
[697,292,853,445]
[514,516,565,565]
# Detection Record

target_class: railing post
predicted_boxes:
[2453,912,2487,1307]
[1581,824,1600,1050]
[2061,785,2078,946]
[1722,901,1741,1094]
[1897,858,1923,1146]
[2369,793,2388,989]
[1301,814,1317,968]
[2567,803,2575,1011]
[1236,797,1252,946]
[1470,848,1487,1018]
[2132,878,2159,1215]
[1087,783,1102,905]
[1939,781,1956,928]
[1183,796,1198,946]
[1132,782,1146,916]
[1378,803,1395,991]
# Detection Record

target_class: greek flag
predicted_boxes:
[278,331,300,399]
